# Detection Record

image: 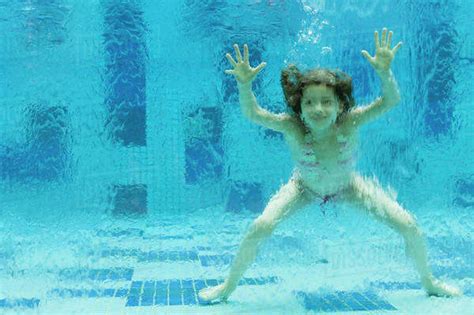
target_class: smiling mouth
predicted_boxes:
[305,115,327,122]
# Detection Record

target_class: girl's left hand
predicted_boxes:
[361,28,402,74]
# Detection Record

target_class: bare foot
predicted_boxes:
[424,278,463,297]
[198,283,234,302]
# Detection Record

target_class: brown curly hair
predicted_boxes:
[281,64,355,128]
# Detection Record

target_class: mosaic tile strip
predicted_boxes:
[96,228,144,238]
[199,254,234,266]
[125,276,280,307]
[96,228,194,240]
[138,250,199,262]
[48,288,121,298]
[369,281,421,290]
[58,267,134,281]
[432,263,474,280]
[198,253,328,267]
[95,248,199,262]
[370,280,472,297]
[294,290,397,313]
[0,298,40,309]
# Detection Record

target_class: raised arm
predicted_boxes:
[225,44,298,135]
[347,28,403,128]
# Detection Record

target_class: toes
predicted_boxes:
[449,286,463,297]
[426,282,463,297]
[198,288,212,300]
[198,286,221,301]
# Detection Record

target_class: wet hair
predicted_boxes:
[280,65,355,127]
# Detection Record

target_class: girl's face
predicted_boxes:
[300,84,342,131]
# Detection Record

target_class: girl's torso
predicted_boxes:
[284,119,359,197]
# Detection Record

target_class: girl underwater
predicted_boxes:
[199,28,462,302]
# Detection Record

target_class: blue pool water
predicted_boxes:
[1,0,473,314]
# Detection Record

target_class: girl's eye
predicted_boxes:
[323,100,331,105]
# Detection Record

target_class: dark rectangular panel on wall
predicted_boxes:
[408,1,458,138]
[184,107,224,185]
[225,181,264,213]
[0,104,71,182]
[111,184,148,216]
[103,1,147,147]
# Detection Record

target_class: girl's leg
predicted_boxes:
[198,176,314,302]
[341,172,462,297]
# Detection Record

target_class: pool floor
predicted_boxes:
[1,209,472,314]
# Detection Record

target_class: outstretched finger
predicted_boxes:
[233,44,242,62]
[392,41,402,55]
[381,28,387,47]
[374,30,380,49]
[243,44,249,64]
[253,62,266,74]
[226,53,237,67]
[387,31,393,48]
[224,69,235,75]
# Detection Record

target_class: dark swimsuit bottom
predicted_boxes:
[320,193,337,205]
[318,192,344,216]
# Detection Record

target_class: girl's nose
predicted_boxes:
[315,104,324,114]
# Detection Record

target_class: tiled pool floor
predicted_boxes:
[1,216,472,314]
[14,282,472,315]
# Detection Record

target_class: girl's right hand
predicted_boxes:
[225,44,266,85]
